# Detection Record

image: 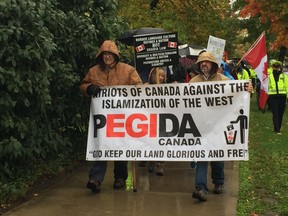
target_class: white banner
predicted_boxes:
[86,80,250,161]
[207,35,226,66]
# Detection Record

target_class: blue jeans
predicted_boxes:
[194,161,224,193]
[89,161,128,182]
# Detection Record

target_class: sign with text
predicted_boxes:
[207,35,226,66]
[134,32,179,69]
[86,80,251,161]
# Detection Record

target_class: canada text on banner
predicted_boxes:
[86,80,251,161]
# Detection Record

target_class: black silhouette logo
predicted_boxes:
[224,109,248,145]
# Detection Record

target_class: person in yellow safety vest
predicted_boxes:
[245,64,257,95]
[237,68,250,80]
[250,67,257,79]
[268,59,277,72]
[249,66,257,84]
[267,60,288,134]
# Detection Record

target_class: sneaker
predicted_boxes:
[113,178,126,189]
[87,179,101,193]
[214,184,223,194]
[155,163,164,176]
[274,130,281,135]
[192,188,207,201]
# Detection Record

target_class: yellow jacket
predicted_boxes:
[237,69,250,80]
[268,68,288,96]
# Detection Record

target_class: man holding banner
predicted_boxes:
[189,52,253,202]
[80,40,143,193]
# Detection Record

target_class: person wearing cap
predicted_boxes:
[189,52,253,202]
[79,40,143,193]
[269,59,277,70]
[267,60,288,134]
[237,64,250,81]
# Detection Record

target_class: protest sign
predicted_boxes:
[134,32,179,69]
[207,35,226,66]
[86,80,250,161]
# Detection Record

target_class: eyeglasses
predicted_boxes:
[103,52,113,56]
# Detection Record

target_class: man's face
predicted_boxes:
[272,64,282,72]
[200,61,212,74]
[103,51,116,66]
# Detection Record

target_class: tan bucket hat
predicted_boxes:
[196,51,218,65]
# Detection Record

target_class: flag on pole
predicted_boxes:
[243,32,268,110]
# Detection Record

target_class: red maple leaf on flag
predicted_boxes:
[244,32,268,110]
[167,41,177,48]
[135,44,145,52]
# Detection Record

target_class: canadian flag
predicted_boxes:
[167,41,177,48]
[244,32,268,110]
[135,44,145,52]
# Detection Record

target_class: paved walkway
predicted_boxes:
[4,161,239,216]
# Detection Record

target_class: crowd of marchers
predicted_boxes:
[79,39,286,202]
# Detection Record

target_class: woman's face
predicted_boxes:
[158,70,165,83]
[102,51,116,67]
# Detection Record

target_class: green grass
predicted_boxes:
[237,95,288,216]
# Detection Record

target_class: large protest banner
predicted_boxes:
[86,80,250,161]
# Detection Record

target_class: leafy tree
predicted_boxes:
[234,0,288,52]
[157,0,231,45]
[118,0,243,57]
[118,0,157,29]
[0,0,125,204]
